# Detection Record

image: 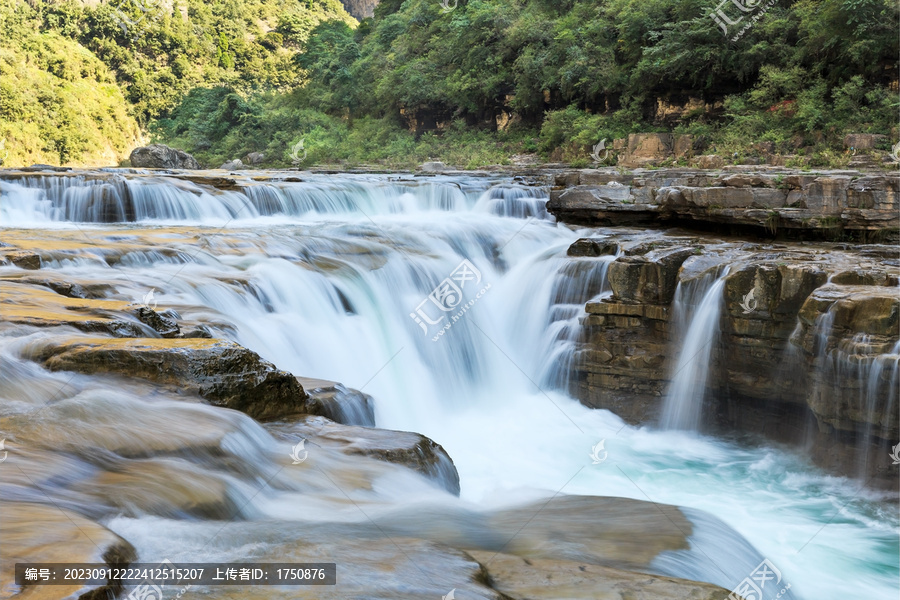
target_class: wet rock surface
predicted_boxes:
[1,502,136,600]
[274,415,461,495]
[297,377,376,426]
[467,550,729,600]
[32,336,317,421]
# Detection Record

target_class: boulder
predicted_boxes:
[129,144,200,170]
[420,161,448,172]
[243,151,265,165]
[34,337,318,421]
[219,159,244,170]
[567,237,619,257]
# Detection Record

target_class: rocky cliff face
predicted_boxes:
[340,0,378,19]
[558,217,899,486]
[549,167,899,242]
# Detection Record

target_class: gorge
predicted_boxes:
[0,167,897,600]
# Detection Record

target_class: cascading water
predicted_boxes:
[806,304,900,477]
[1,173,898,599]
[660,268,728,430]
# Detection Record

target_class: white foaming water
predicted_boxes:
[1,173,898,599]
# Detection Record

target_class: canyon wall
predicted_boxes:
[551,167,900,487]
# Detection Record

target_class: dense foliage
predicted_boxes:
[0,0,140,165]
[0,0,896,167]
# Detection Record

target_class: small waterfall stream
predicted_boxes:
[1,173,897,599]
[660,269,728,430]
[805,304,900,477]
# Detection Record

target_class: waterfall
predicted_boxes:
[0,173,534,224]
[807,305,900,477]
[1,173,897,600]
[660,269,728,430]
[541,255,615,390]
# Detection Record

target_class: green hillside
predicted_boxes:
[0,0,896,168]
[0,2,141,166]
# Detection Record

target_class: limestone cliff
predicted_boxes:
[340,0,378,18]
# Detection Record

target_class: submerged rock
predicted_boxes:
[133,306,181,338]
[290,415,461,495]
[298,377,376,426]
[129,144,200,170]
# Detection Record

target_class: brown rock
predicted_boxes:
[673,134,694,159]
[568,238,619,257]
[754,141,776,155]
[35,337,317,421]
[1,283,144,337]
[794,285,899,442]
[618,133,674,168]
[1,502,136,600]
[717,174,775,188]
[467,551,732,600]
[608,246,696,305]
[805,177,850,212]
[695,155,724,169]
[843,134,888,150]
[6,251,41,269]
